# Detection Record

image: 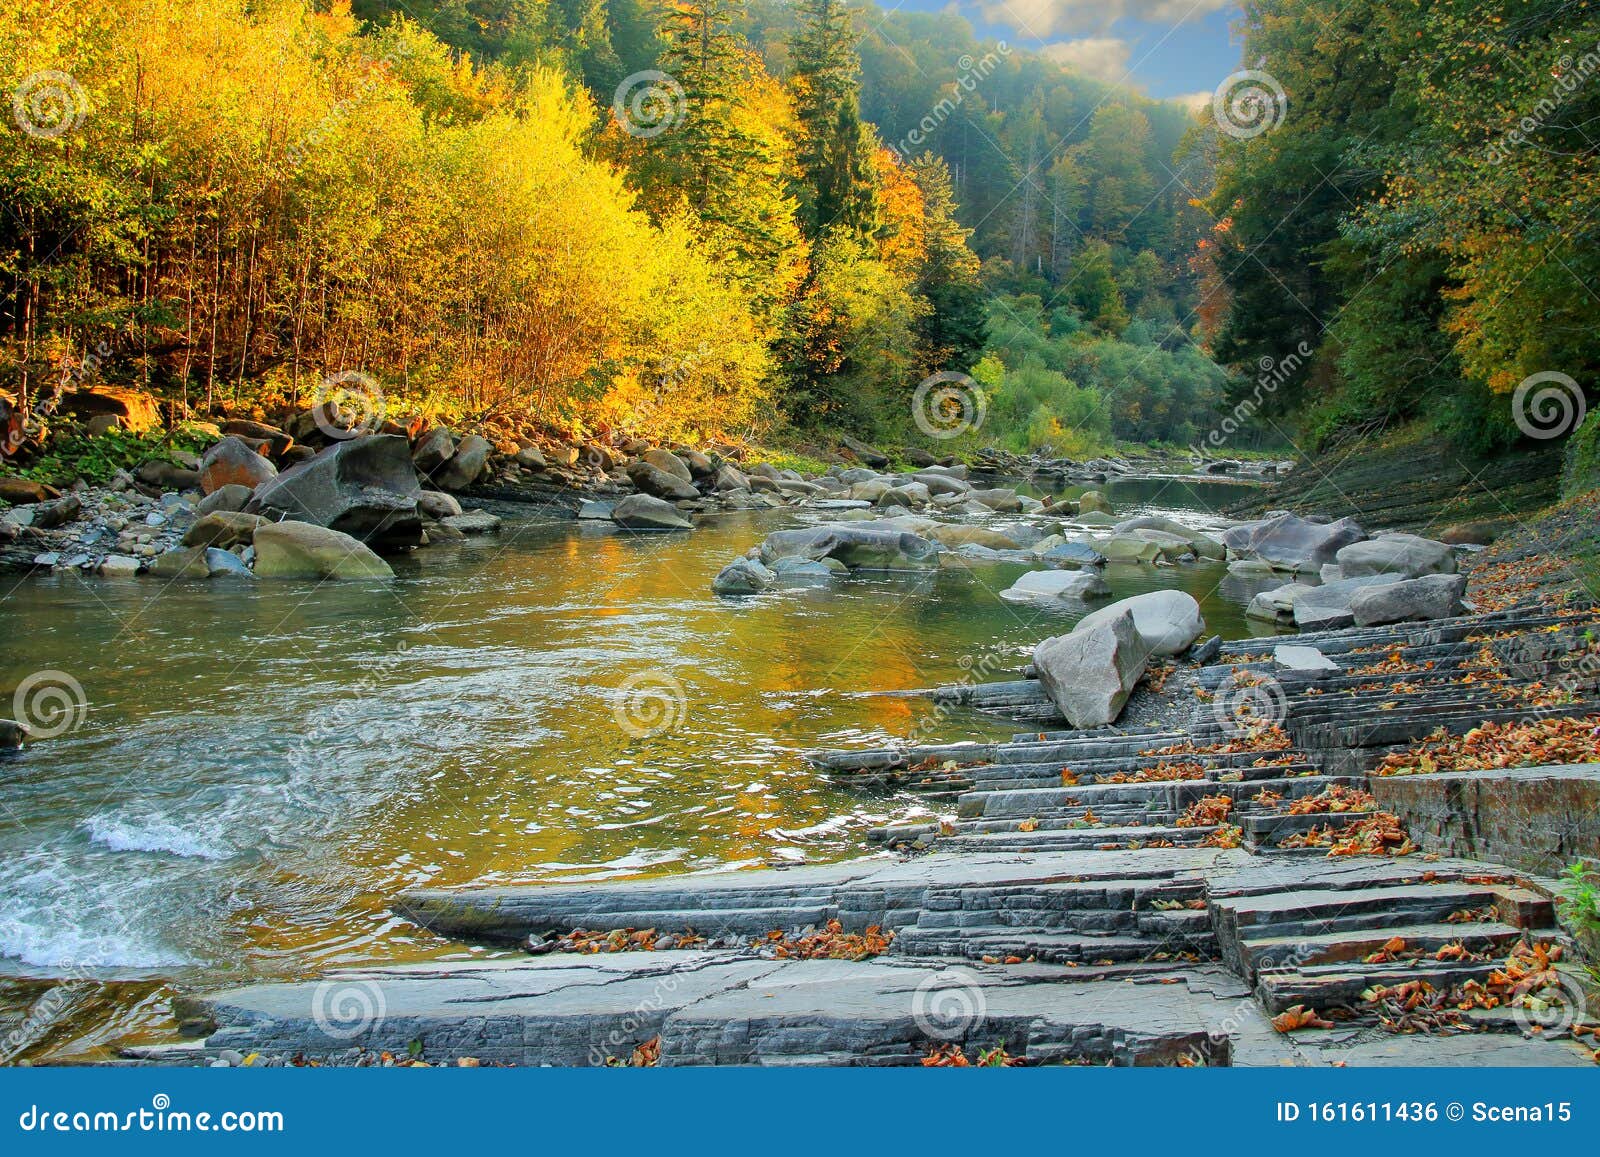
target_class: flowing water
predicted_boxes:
[0,475,1264,1059]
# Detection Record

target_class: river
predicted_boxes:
[0,474,1265,1059]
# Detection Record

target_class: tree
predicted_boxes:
[909,153,985,371]
[788,0,879,239]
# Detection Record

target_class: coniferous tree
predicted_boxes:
[788,0,879,239]
[909,153,985,371]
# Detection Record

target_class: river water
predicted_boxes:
[0,475,1264,1059]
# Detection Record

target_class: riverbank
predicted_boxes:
[1223,423,1563,537]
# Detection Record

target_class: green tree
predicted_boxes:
[788,0,879,239]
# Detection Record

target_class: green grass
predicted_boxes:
[13,425,213,487]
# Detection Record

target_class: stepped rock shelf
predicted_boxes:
[174,591,1600,1067]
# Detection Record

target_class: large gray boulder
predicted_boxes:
[436,435,490,491]
[412,427,455,474]
[1040,541,1106,568]
[927,525,1021,551]
[711,558,775,595]
[998,569,1110,605]
[611,493,691,530]
[626,460,699,501]
[1223,513,1365,572]
[1247,573,1403,628]
[252,521,394,580]
[1074,591,1205,658]
[714,465,751,492]
[642,449,693,484]
[1335,533,1456,579]
[1033,609,1147,728]
[249,435,422,552]
[968,488,1023,513]
[757,524,938,571]
[1350,573,1467,626]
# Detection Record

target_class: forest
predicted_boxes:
[0,0,1236,460]
[3,0,1597,463]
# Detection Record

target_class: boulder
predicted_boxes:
[1074,511,1117,528]
[682,449,716,480]
[1440,521,1499,546]
[59,386,160,434]
[1074,591,1205,658]
[1040,541,1106,568]
[32,494,82,530]
[927,525,1022,551]
[911,472,970,498]
[436,435,490,491]
[1098,535,1163,563]
[998,569,1110,605]
[149,546,211,580]
[711,558,775,595]
[221,419,292,457]
[1248,573,1403,627]
[1350,573,1468,627]
[252,521,394,580]
[611,493,692,530]
[204,548,254,579]
[769,557,835,583]
[714,465,751,492]
[196,485,253,516]
[626,460,699,501]
[840,434,889,468]
[440,511,501,535]
[1223,513,1365,572]
[98,554,142,576]
[412,427,455,474]
[849,479,892,502]
[968,488,1023,513]
[199,437,278,495]
[643,449,693,484]
[1335,533,1456,579]
[0,719,27,749]
[1131,529,1197,561]
[1077,490,1111,514]
[416,490,463,520]
[133,460,200,491]
[184,511,266,550]
[514,444,546,470]
[249,435,422,551]
[1033,609,1147,728]
[0,478,57,504]
[758,524,938,571]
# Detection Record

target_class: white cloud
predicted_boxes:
[1039,38,1134,85]
[1168,90,1214,114]
[974,0,1231,39]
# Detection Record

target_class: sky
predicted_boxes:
[887,0,1244,101]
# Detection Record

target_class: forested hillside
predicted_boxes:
[0,0,1250,458]
[1205,0,1600,464]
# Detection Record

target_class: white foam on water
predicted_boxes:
[0,864,192,971]
[82,812,231,861]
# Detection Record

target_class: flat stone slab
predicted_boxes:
[395,849,1241,943]
[192,953,1268,1067]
